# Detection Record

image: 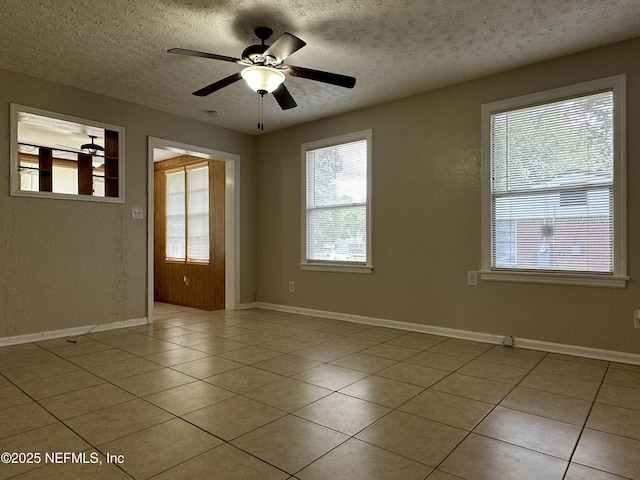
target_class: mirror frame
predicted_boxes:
[10,103,125,203]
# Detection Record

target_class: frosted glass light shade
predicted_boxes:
[241,66,285,93]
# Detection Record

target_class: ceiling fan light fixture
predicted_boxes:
[241,65,285,94]
[80,135,105,155]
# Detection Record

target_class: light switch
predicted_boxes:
[131,207,144,219]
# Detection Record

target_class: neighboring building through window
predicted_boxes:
[301,130,372,273]
[165,163,210,263]
[481,75,627,287]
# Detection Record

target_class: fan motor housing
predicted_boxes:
[242,44,272,64]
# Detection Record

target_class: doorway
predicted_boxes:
[147,138,239,319]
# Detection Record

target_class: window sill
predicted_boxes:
[165,259,210,265]
[300,262,373,274]
[10,190,124,204]
[480,270,628,288]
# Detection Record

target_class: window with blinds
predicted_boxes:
[302,130,372,272]
[481,75,627,287]
[165,163,210,263]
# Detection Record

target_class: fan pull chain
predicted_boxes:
[256,92,261,130]
[256,92,265,130]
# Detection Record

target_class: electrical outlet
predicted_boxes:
[289,281,295,293]
[131,207,144,219]
[634,309,640,329]
[467,271,478,286]
[502,335,514,347]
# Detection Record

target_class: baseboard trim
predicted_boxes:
[255,302,508,344]
[255,302,640,366]
[238,302,259,310]
[513,338,640,365]
[0,317,149,347]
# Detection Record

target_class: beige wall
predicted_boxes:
[2,37,639,355]
[0,68,256,338]
[255,37,640,355]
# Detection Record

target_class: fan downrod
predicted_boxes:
[242,26,274,63]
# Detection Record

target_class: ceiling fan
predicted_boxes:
[80,135,104,155]
[168,26,356,114]
[54,134,105,166]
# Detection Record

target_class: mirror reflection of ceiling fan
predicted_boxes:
[56,135,105,166]
[80,135,104,155]
[58,135,103,152]
[17,112,108,169]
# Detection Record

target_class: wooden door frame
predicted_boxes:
[147,137,240,321]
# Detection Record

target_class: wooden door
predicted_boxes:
[154,155,225,310]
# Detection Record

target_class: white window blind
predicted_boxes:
[52,164,78,195]
[306,138,368,264]
[165,164,210,263]
[490,90,614,274]
[166,169,186,260]
[186,165,210,262]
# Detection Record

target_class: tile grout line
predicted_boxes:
[560,361,610,480]
[44,318,398,478]
[1,343,137,478]
[145,318,452,477]
[17,337,286,479]
[2,309,638,480]
[429,349,551,478]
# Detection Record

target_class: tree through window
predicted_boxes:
[302,130,372,272]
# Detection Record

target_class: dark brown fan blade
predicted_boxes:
[282,65,356,88]
[263,33,306,63]
[168,48,241,64]
[272,84,297,110]
[193,72,242,96]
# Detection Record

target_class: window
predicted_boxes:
[481,75,627,287]
[165,163,210,263]
[301,130,372,273]
[11,104,124,202]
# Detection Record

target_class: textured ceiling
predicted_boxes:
[1,0,640,135]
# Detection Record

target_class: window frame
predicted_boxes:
[300,129,373,274]
[10,104,125,203]
[480,75,627,288]
[164,162,210,265]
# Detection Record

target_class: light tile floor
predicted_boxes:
[1,303,639,479]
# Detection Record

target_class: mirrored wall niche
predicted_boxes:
[10,104,124,202]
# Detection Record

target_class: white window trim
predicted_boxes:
[10,104,125,203]
[480,75,627,288]
[300,129,373,274]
